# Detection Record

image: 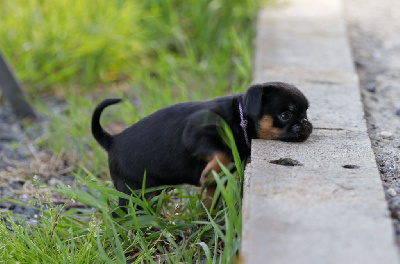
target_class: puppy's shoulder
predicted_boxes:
[159,95,237,118]
[204,95,239,113]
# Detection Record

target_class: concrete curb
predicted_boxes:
[241,0,400,263]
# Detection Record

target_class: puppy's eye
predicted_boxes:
[279,111,293,121]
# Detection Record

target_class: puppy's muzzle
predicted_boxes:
[280,118,312,142]
[292,118,313,141]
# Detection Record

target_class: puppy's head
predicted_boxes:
[243,82,313,142]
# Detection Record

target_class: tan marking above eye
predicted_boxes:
[257,115,283,140]
[200,152,231,186]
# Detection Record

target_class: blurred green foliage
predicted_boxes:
[0,0,258,97]
[0,0,146,89]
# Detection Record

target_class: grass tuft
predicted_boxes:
[1,123,245,263]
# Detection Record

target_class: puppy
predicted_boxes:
[92,82,313,210]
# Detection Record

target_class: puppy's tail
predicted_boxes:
[91,98,122,151]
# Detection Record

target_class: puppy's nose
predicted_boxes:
[301,118,308,125]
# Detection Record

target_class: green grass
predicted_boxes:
[0,0,147,90]
[0,0,259,262]
[0,0,256,97]
[1,124,245,263]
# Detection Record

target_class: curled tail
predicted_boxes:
[91,98,122,151]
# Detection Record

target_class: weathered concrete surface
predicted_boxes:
[254,0,354,74]
[242,0,400,263]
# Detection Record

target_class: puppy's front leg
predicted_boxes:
[200,152,232,185]
[200,152,232,209]
[182,111,233,209]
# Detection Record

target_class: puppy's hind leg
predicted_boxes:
[113,177,162,217]
[112,179,141,217]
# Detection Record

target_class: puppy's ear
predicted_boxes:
[243,84,267,119]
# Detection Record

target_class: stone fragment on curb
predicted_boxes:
[365,83,376,92]
[388,188,397,197]
[380,131,393,139]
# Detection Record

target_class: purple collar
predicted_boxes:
[238,102,251,148]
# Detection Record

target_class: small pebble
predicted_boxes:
[388,188,397,197]
[48,177,58,186]
[365,83,376,92]
[380,131,393,139]
[0,187,13,197]
[8,181,23,190]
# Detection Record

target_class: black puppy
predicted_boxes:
[92,82,312,209]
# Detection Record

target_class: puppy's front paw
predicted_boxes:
[200,170,214,186]
[199,152,231,186]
